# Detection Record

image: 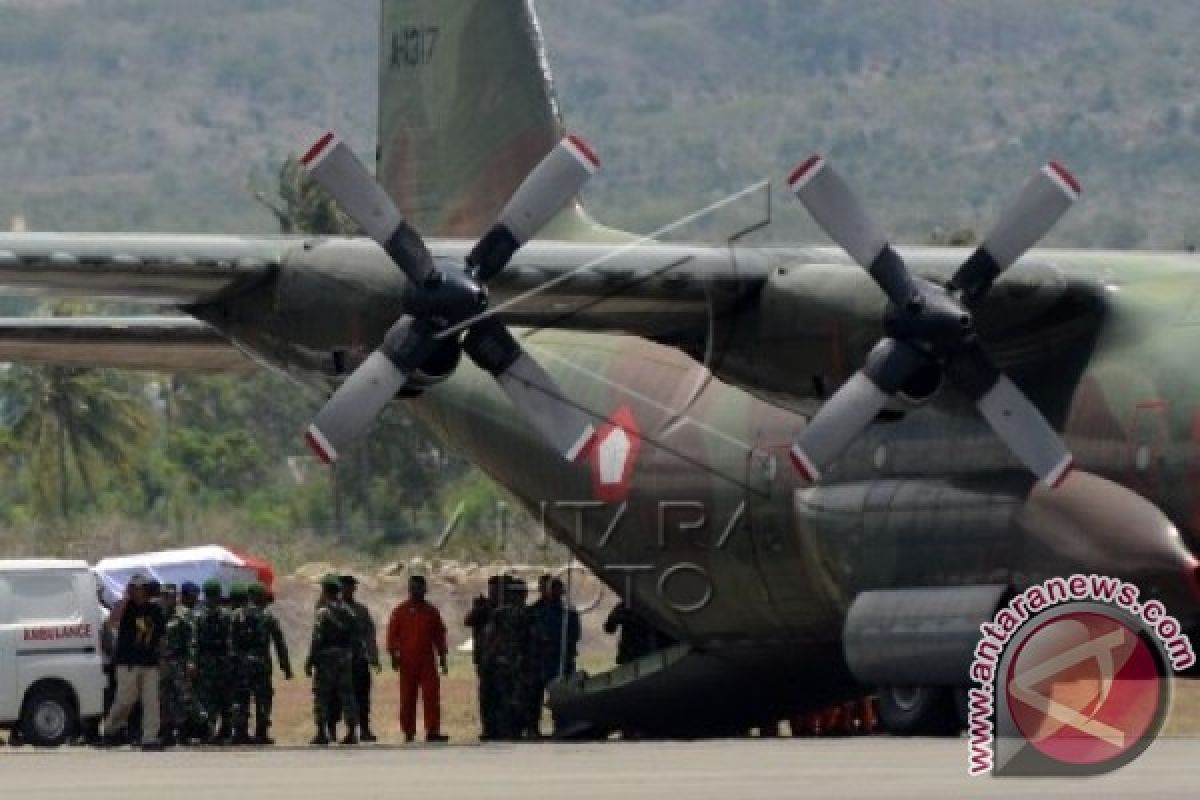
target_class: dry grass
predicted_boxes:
[271,663,482,744]
[1162,681,1200,737]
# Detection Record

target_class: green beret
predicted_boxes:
[247,582,267,597]
[320,574,342,591]
[229,583,248,599]
[202,579,223,595]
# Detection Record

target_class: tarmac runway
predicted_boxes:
[2,738,1198,799]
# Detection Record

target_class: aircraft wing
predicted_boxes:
[0,233,291,303]
[0,232,283,372]
[0,316,256,373]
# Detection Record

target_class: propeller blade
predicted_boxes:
[978,377,1074,487]
[468,134,600,283]
[304,316,436,464]
[947,339,1073,487]
[790,372,890,482]
[949,162,1081,304]
[789,339,929,481]
[301,132,436,286]
[463,318,597,462]
[788,155,919,311]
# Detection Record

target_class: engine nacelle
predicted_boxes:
[710,262,885,414]
[843,585,1011,688]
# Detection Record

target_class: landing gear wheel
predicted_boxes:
[954,687,971,729]
[877,686,960,737]
[20,685,76,748]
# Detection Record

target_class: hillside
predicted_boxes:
[1,0,1199,247]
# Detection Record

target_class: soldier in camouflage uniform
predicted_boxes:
[160,582,205,746]
[248,583,292,744]
[339,575,381,742]
[158,583,180,742]
[227,584,254,745]
[519,580,551,738]
[484,576,546,740]
[304,574,359,746]
[195,580,232,744]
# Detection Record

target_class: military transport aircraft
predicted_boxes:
[2,0,1200,737]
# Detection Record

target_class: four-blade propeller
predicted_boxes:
[786,156,1080,488]
[301,132,601,465]
[300,128,1080,492]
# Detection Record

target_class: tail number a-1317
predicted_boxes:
[390,26,439,69]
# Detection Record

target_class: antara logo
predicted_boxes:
[589,406,641,503]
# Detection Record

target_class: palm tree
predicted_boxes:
[250,156,357,236]
[0,364,155,518]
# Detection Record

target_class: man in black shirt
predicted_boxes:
[464,575,501,740]
[102,574,167,750]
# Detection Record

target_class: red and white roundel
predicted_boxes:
[589,406,641,503]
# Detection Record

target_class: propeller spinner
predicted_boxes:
[301,133,600,465]
[786,156,1080,488]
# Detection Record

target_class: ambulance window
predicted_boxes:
[8,574,81,623]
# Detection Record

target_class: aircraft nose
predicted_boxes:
[1184,555,1200,605]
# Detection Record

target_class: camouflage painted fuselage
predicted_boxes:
[216,239,1200,656]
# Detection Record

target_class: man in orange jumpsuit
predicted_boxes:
[386,575,449,742]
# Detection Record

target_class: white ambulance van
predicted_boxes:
[0,560,106,746]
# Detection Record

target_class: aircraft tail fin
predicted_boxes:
[378,0,618,241]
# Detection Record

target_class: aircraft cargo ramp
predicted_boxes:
[547,640,859,739]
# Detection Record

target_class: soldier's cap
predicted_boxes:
[202,579,223,595]
[127,573,147,588]
[320,573,342,591]
[180,581,200,595]
[229,583,248,598]
[247,582,267,597]
[162,583,178,594]
[340,575,358,587]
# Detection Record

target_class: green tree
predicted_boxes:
[250,156,357,236]
[0,365,154,518]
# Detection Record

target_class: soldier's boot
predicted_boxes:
[360,724,377,743]
[230,727,251,746]
[160,729,177,748]
[254,722,274,746]
[309,728,330,746]
[340,730,359,746]
[327,722,337,742]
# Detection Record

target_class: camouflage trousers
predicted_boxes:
[492,662,537,739]
[160,659,205,733]
[312,648,358,729]
[476,664,501,739]
[195,655,232,735]
[231,655,274,734]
